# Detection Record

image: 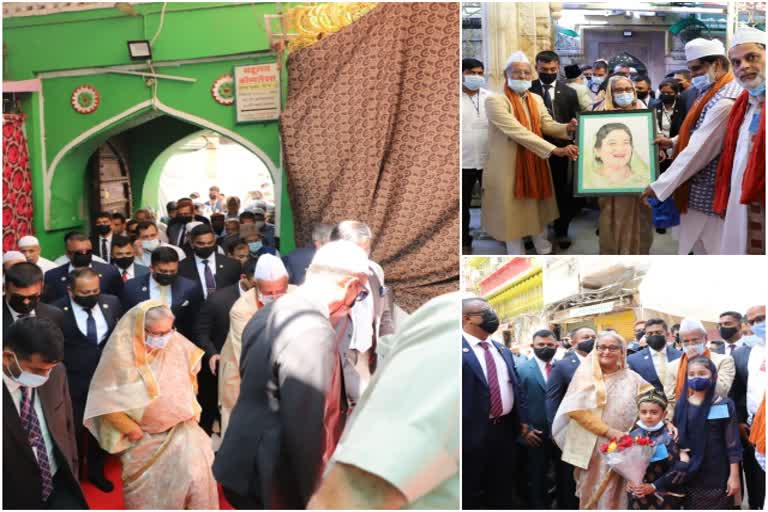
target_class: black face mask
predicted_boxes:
[646,335,667,351]
[718,326,739,341]
[674,334,680,344]
[209,194,217,200]
[71,251,93,268]
[562,339,572,349]
[474,309,500,334]
[576,338,595,354]
[212,224,225,235]
[95,224,111,236]
[636,91,649,100]
[112,256,134,270]
[154,273,177,286]
[538,72,557,85]
[178,215,193,224]
[534,347,557,362]
[8,293,40,315]
[660,94,676,104]
[635,330,645,341]
[73,294,99,310]
[194,246,216,259]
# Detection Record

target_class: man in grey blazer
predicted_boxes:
[213,240,370,509]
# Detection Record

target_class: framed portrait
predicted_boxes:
[574,109,658,196]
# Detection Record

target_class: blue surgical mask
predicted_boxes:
[688,376,711,391]
[463,75,486,91]
[748,82,766,97]
[145,332,172,350]
[686,342,706,356]
[248,241,263,254]
[4,352,50,388]
[613,92,634,107]
[507,78,532,93]
[591,76,604,87]
[691,73,712,90]
[636,419,665,432]
[752,321,765,344]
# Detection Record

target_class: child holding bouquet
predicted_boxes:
[673,356,742,509]
[626,389,688,509]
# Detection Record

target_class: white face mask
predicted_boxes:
[145,332,172,350]
[4,352,50,388]
[141,239,160,252]
[637,419,665,431]
[507,78,532,93]
[258,292,283,305]
[686,342,706,356]
[254,221,266,229]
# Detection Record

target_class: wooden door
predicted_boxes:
[88,141,132,221]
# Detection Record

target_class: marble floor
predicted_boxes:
[466,207,679,255]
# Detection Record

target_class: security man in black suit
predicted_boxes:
[178,224,242,302]
[530,51,580,250]
[545,326,596,510]
[90,211,116,263]
[52,267,123,493]
[3,262,65,338]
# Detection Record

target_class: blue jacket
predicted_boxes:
[282,246,316,285]
[545,350,581,427]
[43,261,123,304]
[627,345,683,392]
[517,357,551,433]
[462,337,529,452]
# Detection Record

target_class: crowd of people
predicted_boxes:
[462,297,766,509]
[462,26,765,255]
[2,185,459,509]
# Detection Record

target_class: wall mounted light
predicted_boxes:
[127,40,152,60]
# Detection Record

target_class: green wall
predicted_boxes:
[4,2,295,257]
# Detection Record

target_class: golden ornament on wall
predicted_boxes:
[283,3,377,53]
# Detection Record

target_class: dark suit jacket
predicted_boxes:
[529,79,579,147]
[627,345,683,392]
[651,98,687,138]
[3,364,87,509]
[120,273,203,340]
[462,337,529,453]
[195,284,241,357]
[545,350,581,427]
[731,345,752,424]
[112,262,150,280]
[178,253,241,296]
[282,246,316,285]
[517,357,551,433]
[680,86,698,112]
[214,290,342,509]
[166,215,210,248]
[2,301,66,340]
[90,234,117,262]
[51,294,122,423]
[42,261,123,304]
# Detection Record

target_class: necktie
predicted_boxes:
[101,238,108,261]
[202,259,216,297]
[542,84,553,115]
[479,341,504,417]
[19,387,54,501]
[728,343,735,355]
[178,226,186,246]
[86,309,98,345]
[122,270,129,283]
[545,361,552,378]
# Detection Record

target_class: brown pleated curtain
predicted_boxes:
[280,3,459,312]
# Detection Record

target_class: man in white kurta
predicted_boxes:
[719,27,766,254]
[643,38,743,254]
[17,236,58,274]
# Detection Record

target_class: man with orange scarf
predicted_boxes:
[713,27,766,255]
[482,51,578,255]
[642,38,743,254]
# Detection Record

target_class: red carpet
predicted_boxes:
[81,456,233,509]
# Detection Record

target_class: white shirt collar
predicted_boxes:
[463,330,490,347]
[68,262,93,273]
[648,344,666,356]
[238,282,249,296]
[575,351,586,362]
[5,301,36,322]
[99,233,113,241]
[70,297,97,314]
[2,372,21,394]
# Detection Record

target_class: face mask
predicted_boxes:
[688,376,711,391]
[660,94,677,104]
[72,294,99,310]
[212,224,225,235]
[507,78,532,93]
[476,309,500,334]
[613,92,635,107]
[5,352,50,388]
[562,339,572,349]
[646,335,667,351]
[259,292,283,305]
[635,330,645,341]
[254,221,266,229]
[576,338,595,354]
[463,75,485,91]
[178,215,193,224]
[636,91,649,100]
[636,419,665,432]
[141,239,160,252]
[538,72,557,85]
[71,251,93,268]
[691,73,711,90]
[248,241,263,254]
[209,194,218,200]
[686,343,706,356]
[591,76,604,87]
[718,326,739,341]
[747,81,766,97]
[534,347,557,362]
[95,224,111,236]
[145,332,172,350]
[112,256,134,270]
[194,246,216,259]
[752,321,765,343]
[153,273,177,287]
[8,293,40,315]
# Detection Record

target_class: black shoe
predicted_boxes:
[556,236,572,250]
[655,228,667,234]
[88,473,114,493]
[523,237,534,251]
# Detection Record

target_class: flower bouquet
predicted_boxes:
[599,434,655,483]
